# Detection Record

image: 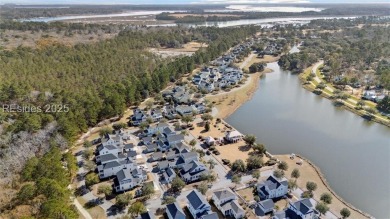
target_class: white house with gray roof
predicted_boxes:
[257,175,288,200]
[180,160,208,183]
[97,158,135,179]
[287,198,319,219]
[166,202,186,219]
[186,190,216,219]
[114,167,147,192]
[212,189,245,219]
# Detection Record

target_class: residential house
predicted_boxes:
[163,104,178,119]
[144,143,158,153]
[174,151,198,168]
[287,198,319,219]
[97,158,135,179]
[142,136,153,145]
[145,122,170,136]
[101,133,122,147]
[114,167,147,192]
[186,190,214,219]
[97,144,120,156]
[150,108,163,122]
[124,143,135,152]
[176,105,195,116]
[225,130,243,143]
[212,189,245,219]
[180,160,208,183]
[166,202,186,219]
[257,175,288,200]
[167,134,185,146]
[256,199,274,215]
[130,108,148,126]
[150,151,164,162]
[158,160,170,172]
[162,167,176,184]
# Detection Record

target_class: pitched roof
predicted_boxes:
[200,212,218,219]
[124,143,134,150]
[292,198,313,215]
[213,189,236,202]
[186,190,209,210]
[167,134,184,143]
[98,153,118,163]
[116,169,132,182]
[181,151,198,161]
[166,202,185,219]
[259,199,274,210]
[103,161,121,169]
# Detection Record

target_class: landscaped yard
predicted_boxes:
[77,197,107,219]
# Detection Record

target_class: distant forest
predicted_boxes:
[156,5,390,23]
[1,4,389,20]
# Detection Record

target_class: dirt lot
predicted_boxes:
[275,155,368,219]
[236,187,255,203]
[77,196,107,219]
[149,42,208,58]
[236,54,280,72]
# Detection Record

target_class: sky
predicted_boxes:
[3,0,390,4]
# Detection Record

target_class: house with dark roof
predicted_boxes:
[257,175,288,200]
[162,167,176,184]
[180,160,208,183]
[144,143,158,153]
[158,160,170,171]
[142,136,153,145]
[124,143,135,152]
[97,159,135,179]
[114,167,147,192]
[167,134,185,146]
[96,153,118,165]
[130,108,148,126]
[287,198,319,219]
[139,211,155,219]
[163,104,178,120]
[166,150,179,161]
[174,151,198,168]
[212,189,245,219]
[256,199,275,215]
[150,108,163,122]
[186,190,215,219]
[166,202,186,219]
[150,151,164,162]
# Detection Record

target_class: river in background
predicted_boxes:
[226,47,390,218]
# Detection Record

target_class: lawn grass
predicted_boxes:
[76,197,107,219]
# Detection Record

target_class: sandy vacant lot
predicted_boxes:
[275,155,368,219]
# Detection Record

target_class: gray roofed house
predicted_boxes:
[144,143,158,153]
[162,167,176,184]
[186,190,212,219]
[166,150,179,160]
[167,134,185,145]
[176,105,195,116]
[150,151,164,162]
[179,161,208,183]
[97,144,120,156]
[96,153,118,164]
[200,212,218,219]
[257,175,288,200]
[142,136,153,145]
[114,167,147,192]
[256,199,275,215]
[212,189,244,219]
[158,160,170,171]
[166,202,186,219]
[288,198,319,218]
[124,143,134,152]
